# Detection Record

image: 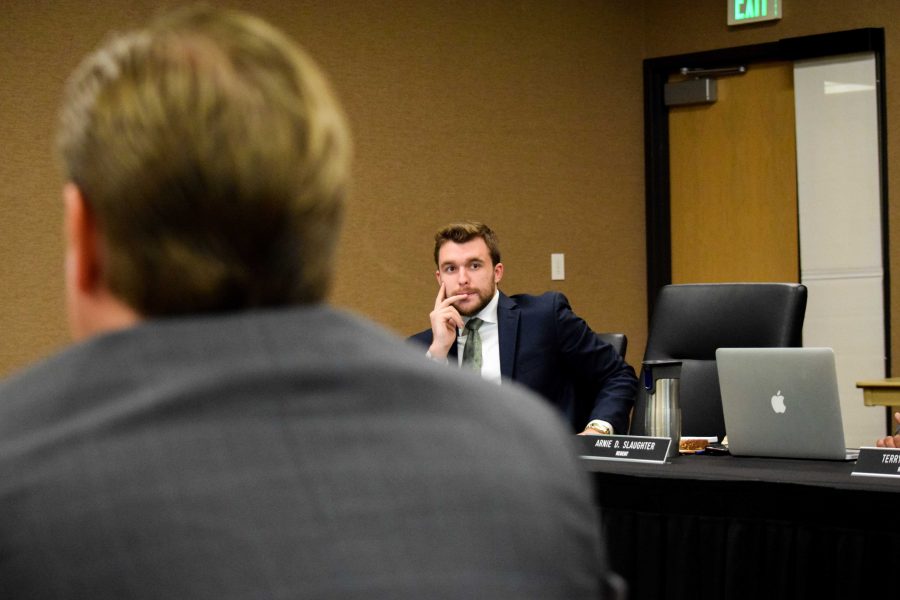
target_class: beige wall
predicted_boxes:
[0,0,649,376]
[4,1,899,380]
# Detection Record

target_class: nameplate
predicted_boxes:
[577,434,671,464]
[851,447,900,479]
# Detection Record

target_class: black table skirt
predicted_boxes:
[584,454,900,599]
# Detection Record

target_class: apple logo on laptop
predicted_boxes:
[770,390,787,414]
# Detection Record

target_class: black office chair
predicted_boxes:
[597,332,627,359]
[629,283,807,440]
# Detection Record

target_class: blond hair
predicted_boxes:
[56,5,351,315]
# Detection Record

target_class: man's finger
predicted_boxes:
[434,282,447,308]
[441,293,468,308]
[435,306,463,330]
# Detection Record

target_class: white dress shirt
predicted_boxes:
[457,290,502,385]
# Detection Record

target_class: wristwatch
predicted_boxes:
[585,420,612,435]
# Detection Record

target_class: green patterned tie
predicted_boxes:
[461,318,484,373]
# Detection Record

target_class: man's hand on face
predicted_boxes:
[428,283,468,359]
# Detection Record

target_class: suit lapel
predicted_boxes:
[497,292,519,378]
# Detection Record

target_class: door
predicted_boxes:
[668,62,798,283]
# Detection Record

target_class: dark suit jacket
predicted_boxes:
[411,291,637,433]
[0,306,606,598]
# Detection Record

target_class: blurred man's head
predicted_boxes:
[56,5,351,338]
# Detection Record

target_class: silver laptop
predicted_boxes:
[716,347,857,461]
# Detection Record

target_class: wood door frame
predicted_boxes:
[643,28,890,372]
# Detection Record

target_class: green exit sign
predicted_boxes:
[728,0,782,26]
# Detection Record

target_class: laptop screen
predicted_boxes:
[716,347,852,460]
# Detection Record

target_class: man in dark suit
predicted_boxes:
[0,7,612,598]
[410,222,637,435]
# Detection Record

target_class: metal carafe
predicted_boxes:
[641,359,682,458]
